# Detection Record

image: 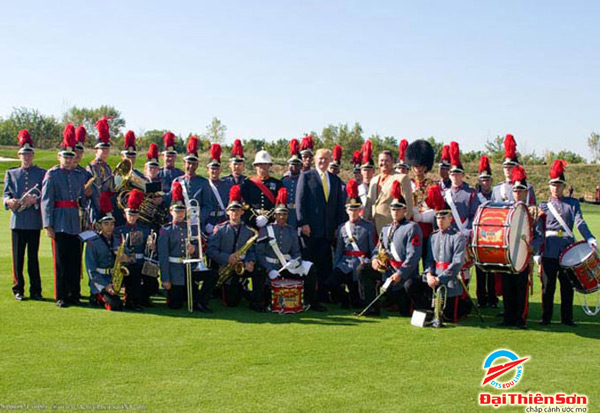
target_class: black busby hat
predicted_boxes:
[406,139,435,172]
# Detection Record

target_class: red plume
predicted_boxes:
[333,144,342,162]
[127,189,145,210]
[352,150,361,165]
[362,140,373,164]
[95,116,110,144]
[289,139,300,156]
[301,134,314,151]
[75,126,87,145]
[18,129,33,147]
[346,179,359,200]
[187,136,198,156]
[229,185,242,203]
[425,184,446,211]
[99,191,113,214]
[210,143,222,162]
[512,165,527,182]
[171,181,184,203]
[440,145,450,163]
[398,139,408,161]
[391,180,402,201]
[163,131,175,149]
[549,159,568,180]
[275,187,288,205]
[147,143,159,161]
[124,130,136,149]
[62,124,76,149]
[232,139,244,158]
[450,142,461,167]
[504,134,517,160]
[478,156,491,174]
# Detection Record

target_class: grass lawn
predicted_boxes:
[1,165,599,411]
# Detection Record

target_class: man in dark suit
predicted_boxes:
[296,148,347,304]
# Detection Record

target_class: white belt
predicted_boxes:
[96,268,112,275]
[168,257,184,263]
[266,255,291,264]
[545,230,572,238]
[209,211,226,217]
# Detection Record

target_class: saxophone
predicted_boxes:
[431,285,447,328]
[112,235,130,293]
[216,228,259,287]
[376,245,390,274]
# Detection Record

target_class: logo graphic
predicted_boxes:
[482,349,529,390]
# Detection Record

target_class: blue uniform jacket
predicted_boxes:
[255,224,302,272]
[282,173,300,229]
[3,165,46,230]
[41,166,87,234]
[206,221,257,267]
[85,233,117,295]
[333,218,377,279]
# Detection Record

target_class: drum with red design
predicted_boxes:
[471,201,532,273]
[559,241,600,294]
[270,279,304,314]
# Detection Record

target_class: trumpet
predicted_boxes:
[16,184,41,212]
[217,228,259,287]
[431,284,447,328]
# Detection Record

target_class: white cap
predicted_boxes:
[253,150,273,165]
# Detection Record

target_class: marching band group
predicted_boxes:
[4,120,598,328]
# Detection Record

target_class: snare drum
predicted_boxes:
[559,241,600,294]
[270,279,304,314]
[471,202,532,273]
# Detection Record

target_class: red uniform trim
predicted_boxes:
[51,238,57,300]
[436,262,450,270]
[390,259,403,269]
[343,251,366,257]
[54,200,78,208]
[249,177,276,204]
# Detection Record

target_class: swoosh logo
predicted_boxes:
[482,357,529,385]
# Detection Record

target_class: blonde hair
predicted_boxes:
[316,148,332,158]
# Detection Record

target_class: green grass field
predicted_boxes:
[1,153,599,412]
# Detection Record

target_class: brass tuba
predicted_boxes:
[216,228,259,287]
[112,234,130,294]
[113,158,147,192]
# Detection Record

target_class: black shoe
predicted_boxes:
[14,293,25,301]
[250,303,267,313]
[56,300,69,308]
[562,320,578,327]
[140,300,153,307]
[194,303,213,313]
[31,294,44,301]
[310,304,327,312]
[539,320,551,326]
[516,324,528,330]
[125,303,144,312]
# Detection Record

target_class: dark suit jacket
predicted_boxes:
[295,169,347,241]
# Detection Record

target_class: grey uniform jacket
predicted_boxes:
[424,228,466,297]
[446,183,479,231]
[3,165,46,230]
[85,234,117,295]
[333,218,377,279]
[41,166,87,234]
[255,224,302,272]
[206,222,257,267]
[158,222,188,286]
[492,181,536,206]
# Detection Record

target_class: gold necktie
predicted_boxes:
[321,172,329,202]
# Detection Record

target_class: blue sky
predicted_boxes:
[2,1,599,158]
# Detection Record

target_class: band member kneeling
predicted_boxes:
[357,181,422,316]
[256,188,324,311]
[158,182,218,312]
[206,185,266,312]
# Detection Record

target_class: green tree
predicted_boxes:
[0,107,62,149]
[203,117,227,143]
[587,132,600,162]
[484,135,505,164]
[62,105,125,147]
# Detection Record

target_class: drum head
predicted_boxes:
[560,242,594,268]
[508,203,531,273]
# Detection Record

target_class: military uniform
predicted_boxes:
[492,181,536,205]
[240,176,284,228]
[444,183,480,233]
[539,196,593,324]
[75,164,98,225]
[439,178,451,192]
[41,166,87,304]
[205,178,232,231]
[169,175,211,228]
[158,167,184,193]
[115,222,151,307]
[357,218,423,314]
[256,223,318,307]
[206,221,265,308]
[474,188,498,308]
[85,233,123,311]
[281,173,300,229]
[157,221,218,310]
[327,218,377,308]
[4,165,46,298]
[222,173,246,187]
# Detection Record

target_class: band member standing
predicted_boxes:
[357,181,422,316]
[328,144,343,177]
[144,143,162,184]
[438,145,451,191]
[395,139,409,174]
[351,150,363,186]
[500,166,544,328]
[358,141,375,207]
[87,116,115,214]
[85,193,130,311]
[158,182,218,312]
[120,131,145,179]
[538,160,596,327]
[206,185,266,312]
[300,134,314,172]
[492,134,536,205]
[445,142,479,236]
[158,131,184,193]
[256,188,323,311]
[222,139,247,186]
[326,180,377,309]
[205,143,232,234]
[282,139,302,229]
[41,125,87,307]
[74,126,97,224]
[3,129,46,301]
[240,150,284,229]
[296,148,347,303]
[406,139,436,265]
[475,155,498,309]
[114,189,148,310]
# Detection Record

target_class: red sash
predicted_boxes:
[54,201,78,208]
[249,177,276,204]
[343,251,367,257]
[436,262,450,270]
[390,259,404,269]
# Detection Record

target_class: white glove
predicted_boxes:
[412,207,422,222]
[588,238,598,250]
[256,215,268,228]
[381,277,393,292]
[534,255,542,267]
[205,223,214,234]
[268,270,280,280]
